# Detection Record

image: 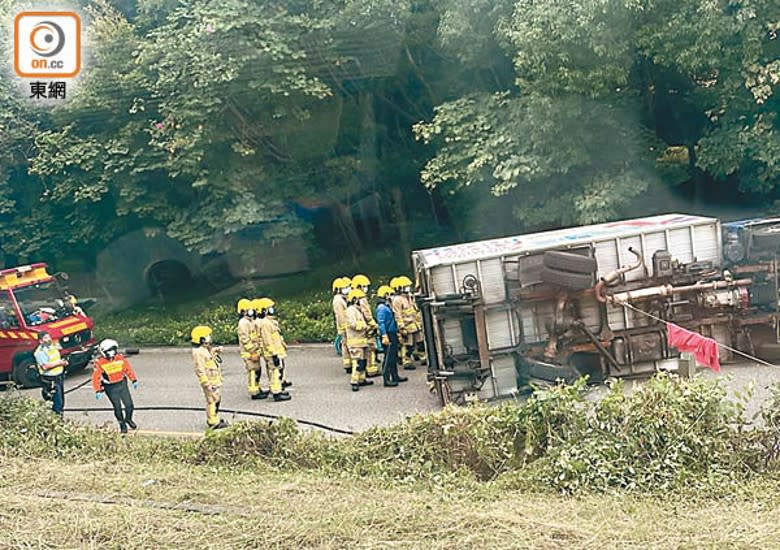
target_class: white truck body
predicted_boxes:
[413,214,777,404]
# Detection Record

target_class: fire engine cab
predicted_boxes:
[0,263,96,388]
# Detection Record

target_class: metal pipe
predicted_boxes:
[573,321,622,372]
[595,247,644,302]
[609,278,752,305]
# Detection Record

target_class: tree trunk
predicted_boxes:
[392,186,411,267]
[331,202,362,262]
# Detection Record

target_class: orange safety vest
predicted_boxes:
[92,355,137,391]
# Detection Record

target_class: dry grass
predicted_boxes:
[2,456,780,549]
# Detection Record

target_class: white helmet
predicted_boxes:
[98,338,119,359]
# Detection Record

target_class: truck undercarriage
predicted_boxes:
[415,215,780,405]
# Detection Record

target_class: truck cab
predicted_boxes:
[0,263,96,388]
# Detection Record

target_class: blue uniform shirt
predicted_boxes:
[376,301,397,336]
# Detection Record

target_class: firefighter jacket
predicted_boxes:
[358,297,378,331]
[332,294,348,334]
[391,294,420,333]
[345,304,369,348]
[92,354,137,392]
[257,316,286,359]
[237,316,259,359]
[193,346,223,388]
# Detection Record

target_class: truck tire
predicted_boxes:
[540,267,594,290]
[13,358,40,389]
[543,251,597,274]
[752,224,780,250]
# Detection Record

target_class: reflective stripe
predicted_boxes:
[36,345,63,376]
[347,337,368,346]
[7,332,18,339]
[101,360,124,375]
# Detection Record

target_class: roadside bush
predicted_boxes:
[0,391,191,462]
[9,373,780,495]
[96,291,335,346]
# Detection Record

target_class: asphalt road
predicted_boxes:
[19,345,780,434]
[22,344,440,435]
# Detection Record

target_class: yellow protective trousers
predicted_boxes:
[244,358,262,396]
[202,385,222,426]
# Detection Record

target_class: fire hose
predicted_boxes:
[61,378,355,435]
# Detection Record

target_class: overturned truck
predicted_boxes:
[413,214,780,405]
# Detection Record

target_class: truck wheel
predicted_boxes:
[543,251,597,274]
[540,267,594,290]
[13,358,41,389]
[752,225,780,250]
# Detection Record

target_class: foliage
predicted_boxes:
[0,0,777,266]
[416,0,780,227]
[8,373,780,495]
[95,290,334,345]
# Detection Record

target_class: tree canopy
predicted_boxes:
[0,0,777,265]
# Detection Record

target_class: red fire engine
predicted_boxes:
[0,263,96,387]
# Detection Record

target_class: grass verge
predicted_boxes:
[5,373,780,547]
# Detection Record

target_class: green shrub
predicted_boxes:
[8,373,780,495]
[95,291,336,346]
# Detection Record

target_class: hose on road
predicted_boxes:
[62,371,357,436]
[65,405,356,436]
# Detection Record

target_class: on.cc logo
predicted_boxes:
[14,12,81,78]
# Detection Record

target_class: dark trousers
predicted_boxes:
[383,332,400,383]
[41,374,64,416]
[104,379,134,425]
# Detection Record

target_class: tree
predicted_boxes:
[416,0,780,229]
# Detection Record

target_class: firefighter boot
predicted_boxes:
[358,359,373,387]
[402,344,416,370]
[351,359,361,391]
[270,364,291,401]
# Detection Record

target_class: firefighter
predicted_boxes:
[351,274,380,377]
[332,276,352,374]
[92,338,139,433]
[376,285,407,387]
[268,301,292,389]
[237,298,268,400]
[67,294,85,316]
[390,275,425,369]
[33,331,68,417]
[346,288,374,391]
[191,326,228,430]
[256,298,292,402]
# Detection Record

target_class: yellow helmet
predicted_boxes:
[191,325,212,345]
[391,275,413,289]
[256,297,275,314]
[332,276,350,292]
[347,289,366,302]
[377,285,394,298]
[351,274,370,288]
[236,298,252,314]
[250,298,264,312]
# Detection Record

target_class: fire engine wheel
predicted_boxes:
[751,224,780,250]
[542,250,597,274]
[540,267,594,290]
[12,358,41,389]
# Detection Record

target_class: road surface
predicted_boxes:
[18,345,780,434]
[20,344,440,435]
